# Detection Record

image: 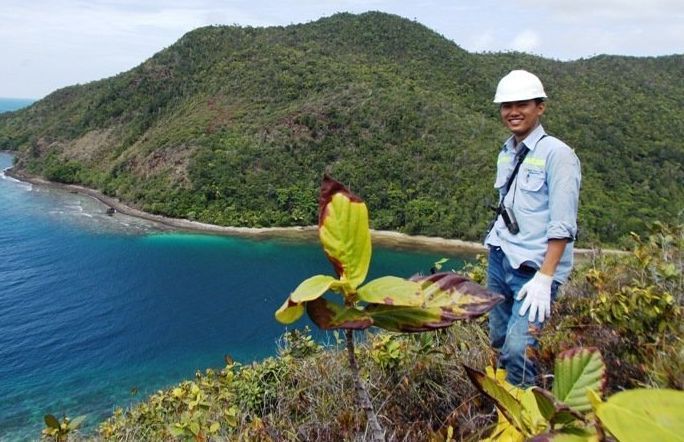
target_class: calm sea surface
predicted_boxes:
[0,151,470,440]
[0,98,34,114]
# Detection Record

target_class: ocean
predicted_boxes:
[0,152,469,440]
[0,98,34,114]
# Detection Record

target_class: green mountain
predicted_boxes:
[1,12,682,245]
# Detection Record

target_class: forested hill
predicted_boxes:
[1,12,682,245]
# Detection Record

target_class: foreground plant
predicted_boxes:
[465,347,684,441]
[42,414,85,442]
[275,175,503,440]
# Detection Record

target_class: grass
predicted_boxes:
[88,322,496,441]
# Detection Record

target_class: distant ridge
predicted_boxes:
[0,11,682,245]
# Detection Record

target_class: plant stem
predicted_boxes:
[345,329,385,441]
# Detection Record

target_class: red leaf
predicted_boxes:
[306,298,373,330]
[318,175,363,226]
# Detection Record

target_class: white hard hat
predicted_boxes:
[493,70,547,103]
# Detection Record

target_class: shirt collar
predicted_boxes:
[501,124,547,154]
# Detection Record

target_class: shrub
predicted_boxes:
[541,223,683,391]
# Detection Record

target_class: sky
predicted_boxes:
[1,0,682,99]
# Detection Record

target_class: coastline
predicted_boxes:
[4,166,604,257]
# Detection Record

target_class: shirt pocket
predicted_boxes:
[517,167,547,212]
[520,167,545,191]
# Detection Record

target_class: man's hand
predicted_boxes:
[517,272,553,323]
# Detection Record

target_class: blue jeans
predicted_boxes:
[487,246,559,386]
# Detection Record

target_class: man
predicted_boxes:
[484,70,581,386]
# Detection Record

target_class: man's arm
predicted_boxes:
[518,140,579,323]
[539,238,568,277]
[517,239,567,322]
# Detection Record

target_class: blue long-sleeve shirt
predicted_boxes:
[485,124,581,283]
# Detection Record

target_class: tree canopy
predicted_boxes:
[1,11,682,246]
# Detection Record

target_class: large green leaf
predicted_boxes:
[464,365,527,433]
[532,387,556,421]
[290,274,339,303]
[274,298,305,324]
[365,305,456,332]
[595,389,684,442]
[357,276,423,306]
[481,367,526,442]
[531,387,584,426]
[306,297,373,330]
[519,388,551,435]
[362,273,502,332]
[413,272,504,318]
[318,176,371,290]
[552,348,606,412]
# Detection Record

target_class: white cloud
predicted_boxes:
[467,31,496,52]
[0,0,682,98]
[511,29,540,53]
[516,0,684,22]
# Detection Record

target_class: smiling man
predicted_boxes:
[484,70,581,386]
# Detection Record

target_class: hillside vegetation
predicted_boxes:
[1,12,682,245]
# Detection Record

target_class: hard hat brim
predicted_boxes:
[493,93,547,104]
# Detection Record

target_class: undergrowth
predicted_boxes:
[539,222,683,392]
[91,322,494,441]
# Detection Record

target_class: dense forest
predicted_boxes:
[1,12,682,246]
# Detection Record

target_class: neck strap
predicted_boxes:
[503,146,530,196]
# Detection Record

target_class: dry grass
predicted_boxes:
[254,322,496,441]
[88,322,497,441]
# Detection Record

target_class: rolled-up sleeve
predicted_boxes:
[546,148,581,241]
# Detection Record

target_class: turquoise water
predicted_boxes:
[0,152,469,440]
[0,98,34,113]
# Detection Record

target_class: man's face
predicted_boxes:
[500,100,545,142]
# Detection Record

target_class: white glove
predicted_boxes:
[517,272,553,323]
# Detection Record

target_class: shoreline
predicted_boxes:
[4,166,604,257]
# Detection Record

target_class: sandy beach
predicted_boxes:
[5,167,605,257]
